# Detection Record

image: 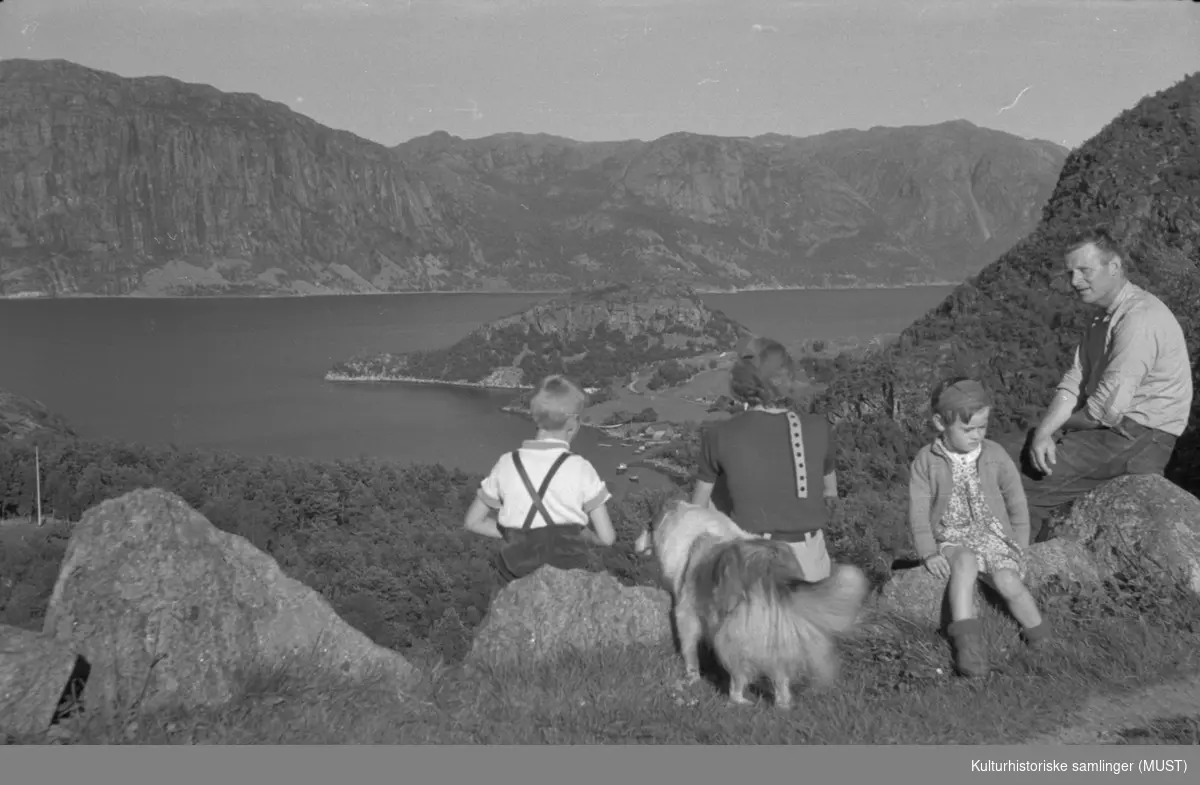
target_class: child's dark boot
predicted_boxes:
[1021,621,1051,649]
[947,618,989,678]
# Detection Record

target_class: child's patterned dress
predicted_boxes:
[932,438,1025,577]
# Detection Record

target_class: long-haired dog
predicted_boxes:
[634,500,869,708]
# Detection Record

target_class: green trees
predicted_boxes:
[0,434,663,660]
[646,359,694,391]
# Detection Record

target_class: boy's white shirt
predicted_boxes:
[477,438,612,529]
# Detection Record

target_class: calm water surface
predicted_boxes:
[0,287,954,487]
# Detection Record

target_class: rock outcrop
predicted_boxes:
[1044,474,1200,593]
[872,539,1102,628]
[872,475,1200,626]
[1,59,1065,297]
[464,567,673,672]
[41,488,419,716]
[328,281,749,387]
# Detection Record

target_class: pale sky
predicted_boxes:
[1,0,1197,150]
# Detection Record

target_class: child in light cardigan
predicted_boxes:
[908,377,1050,678]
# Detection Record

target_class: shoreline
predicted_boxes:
[324,371,534,391]
[2,281,960,302]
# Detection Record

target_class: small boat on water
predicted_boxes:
[616,462,628,475]
[598,443,613,448]
[629,474,640,483]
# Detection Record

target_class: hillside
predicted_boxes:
[0,390,77,443]
[4,421,1199,745]
[326,281,749,388]
[0,59,1066,297]
[810,72,1200,531]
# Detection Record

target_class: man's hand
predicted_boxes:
[923,553,951,580]
[1029,431,1058,476]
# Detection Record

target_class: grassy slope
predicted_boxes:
[22,574,1200,744]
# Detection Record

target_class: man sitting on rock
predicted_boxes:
[1016,226,1193,541]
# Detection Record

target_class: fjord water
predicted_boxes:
[0,287,954,486]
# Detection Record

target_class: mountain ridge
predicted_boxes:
[1,58,1066,297]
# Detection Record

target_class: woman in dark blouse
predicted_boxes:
[691,336,838,581]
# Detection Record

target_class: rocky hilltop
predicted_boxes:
[1,59,1066,297]
[814,71,1200,494]
[326,281,749,388]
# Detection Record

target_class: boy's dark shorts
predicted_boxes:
[497,523,591,582]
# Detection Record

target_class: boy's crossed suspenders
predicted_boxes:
[510,450,574,530]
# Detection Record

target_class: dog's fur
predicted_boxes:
[635,500,869,707]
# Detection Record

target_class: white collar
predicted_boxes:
[521,438,571,450]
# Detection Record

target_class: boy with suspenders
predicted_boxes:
[464,374,617,581]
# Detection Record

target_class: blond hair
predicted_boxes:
[1066,224,1128,271]
[729,336,796,408]
[530,374,587,430]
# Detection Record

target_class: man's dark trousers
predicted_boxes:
[1001,418,1177,542]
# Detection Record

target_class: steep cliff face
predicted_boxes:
[813,72,1200,490]
[1,59,1066,297]
[328,282,749,388]
[0,59,470,296]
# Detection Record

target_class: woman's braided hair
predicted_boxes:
[728,335,797,409]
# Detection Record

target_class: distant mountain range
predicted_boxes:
[0,59,1067,297]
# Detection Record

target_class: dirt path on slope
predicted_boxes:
[1027,672,1200,744]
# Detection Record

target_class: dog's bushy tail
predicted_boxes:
[783,564,870,635]
[709,539,807,617]
[707,541,869,635]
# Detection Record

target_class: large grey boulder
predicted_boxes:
[871,474,1200,627]
[42,488,419,716]
[1045,473,1200,592]
[871,539,1104,628]
[465,566,672,672]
